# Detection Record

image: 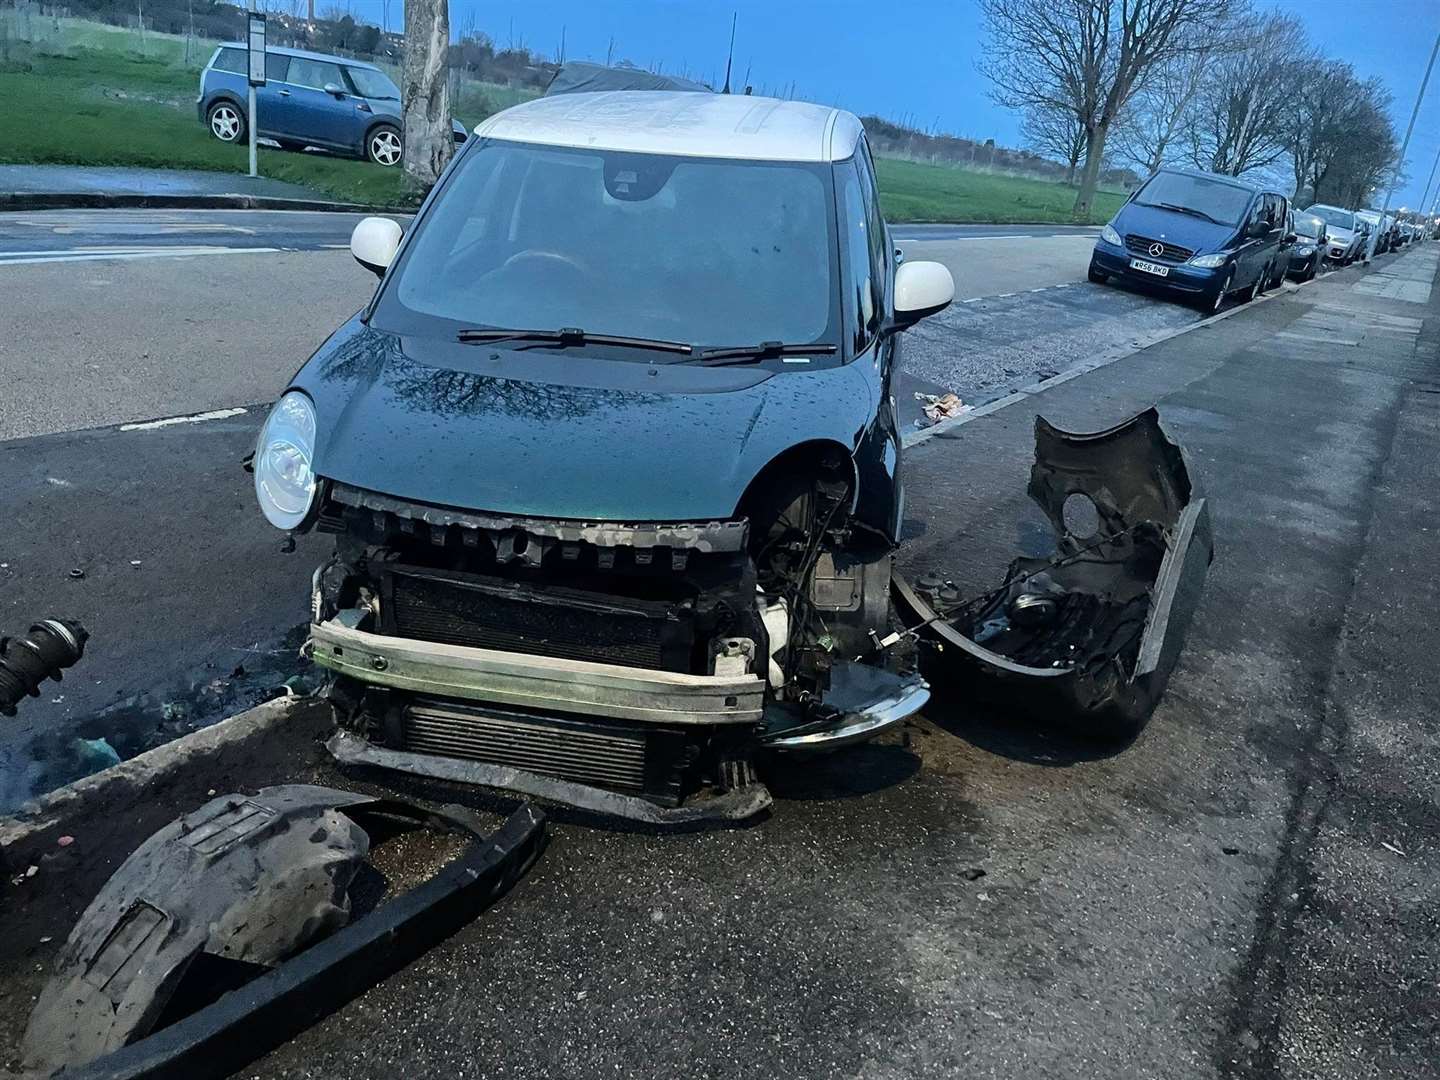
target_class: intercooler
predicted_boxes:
[399,697,693,805]
[380,564,696,672]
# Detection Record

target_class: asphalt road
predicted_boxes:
[5,210,1435,1078]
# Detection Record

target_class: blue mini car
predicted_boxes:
[197,44,467,166]
[1089,168,1291,314]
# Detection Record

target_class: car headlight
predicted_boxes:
[1189,252,1228,268]
[254,391,318,531]
[1296,244,1315,255]
[1100,223,1122,246]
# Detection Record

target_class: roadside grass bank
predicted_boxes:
[0,17,1125,221]
[876,157,1127,224]
[0,26,531,207]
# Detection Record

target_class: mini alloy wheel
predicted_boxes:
[208,102,243,143]
[367,127,403,167]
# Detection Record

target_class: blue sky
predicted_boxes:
[356,0,1440,208]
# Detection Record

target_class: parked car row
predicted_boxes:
[1088,165,1427,314]
[197,44,468,166]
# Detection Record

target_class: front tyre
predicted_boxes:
[366,124,403,167]
[206,101,244,144]
[1201,268,1234,315]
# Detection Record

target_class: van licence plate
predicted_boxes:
[1129,258,1170,277]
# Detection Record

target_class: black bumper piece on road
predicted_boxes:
[52,797,546,1080]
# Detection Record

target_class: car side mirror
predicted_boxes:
[350,216,402,278]
[885,260,954,332]
[323,82,346,97]
[1284,232,1297,244]
[1247,220,1269,239]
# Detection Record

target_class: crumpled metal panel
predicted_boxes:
[893,408,1213,739]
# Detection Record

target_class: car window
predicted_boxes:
[379,141,840,355]
[212,47,246,74]
[1134,171,1253,226]
[286,57,346,91]
[345,66,399,100]
[839,160,877,352]
[855,149,886,328]
[266,53,290,81]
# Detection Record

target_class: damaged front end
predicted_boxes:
[305,450,927,823]
[893,408,1212,739]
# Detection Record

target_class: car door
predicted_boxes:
[1239,195,1271,287]
[253,52,292,137]
[275,56,354,148]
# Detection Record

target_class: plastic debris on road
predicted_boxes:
[915,391,970,427]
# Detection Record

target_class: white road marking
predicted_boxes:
[0,246,282,267]
[119,407,248,432]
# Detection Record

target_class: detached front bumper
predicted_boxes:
[1090,242,1221,297]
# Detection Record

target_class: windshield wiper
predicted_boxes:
[1150,202,1224,226]
[683,341,840,367]
[455,326,693,355]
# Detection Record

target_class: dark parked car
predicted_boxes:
[1089,167,1290,314]
[1287,211,1326,281]
[256,92,957,818]
[197,45,467,165]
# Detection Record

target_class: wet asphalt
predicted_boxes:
[1,209,1437,1078]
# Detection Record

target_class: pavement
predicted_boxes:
[0,164,328,201]
[2,208,1438,1078]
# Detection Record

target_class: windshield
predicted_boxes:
[346,67,399,100]
[375,140,839,354]
[1293,215,1323,239]
[1133,170,1253,226]
[1309,206,1355,231]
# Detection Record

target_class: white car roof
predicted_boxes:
[473,91,865,164]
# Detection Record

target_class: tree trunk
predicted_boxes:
[1072,122,1109,218]
[1065,152,1079,186]
[401,0,452,190]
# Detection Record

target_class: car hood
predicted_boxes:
[1111,202,1236,252]
[293,320,877,522]
[1327,226,1356,242]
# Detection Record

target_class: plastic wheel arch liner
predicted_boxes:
[892,408,1214,732]
[22,785,546,1080]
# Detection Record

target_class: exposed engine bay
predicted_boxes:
[307,445,926,821]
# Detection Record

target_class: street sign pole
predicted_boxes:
[1379,29,1440,239]
[246,2,265,179]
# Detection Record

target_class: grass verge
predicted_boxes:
[876,157,1127,225]
[0,44,531,206]
[0,30,1125,221]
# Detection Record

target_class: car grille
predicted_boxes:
[400,698,690,803]
[382,564,695,672]
[1124,234,1195,263]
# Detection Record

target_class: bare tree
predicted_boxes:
[1108,33,1216,176]
[1187,12,1308,176]
[1022,105,1087,184]
[1288,68,1393,206]
[401,0,452,188]
[980,0,1239,217]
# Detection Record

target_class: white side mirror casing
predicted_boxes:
[350,216,403,278]
[892,260,955,328]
